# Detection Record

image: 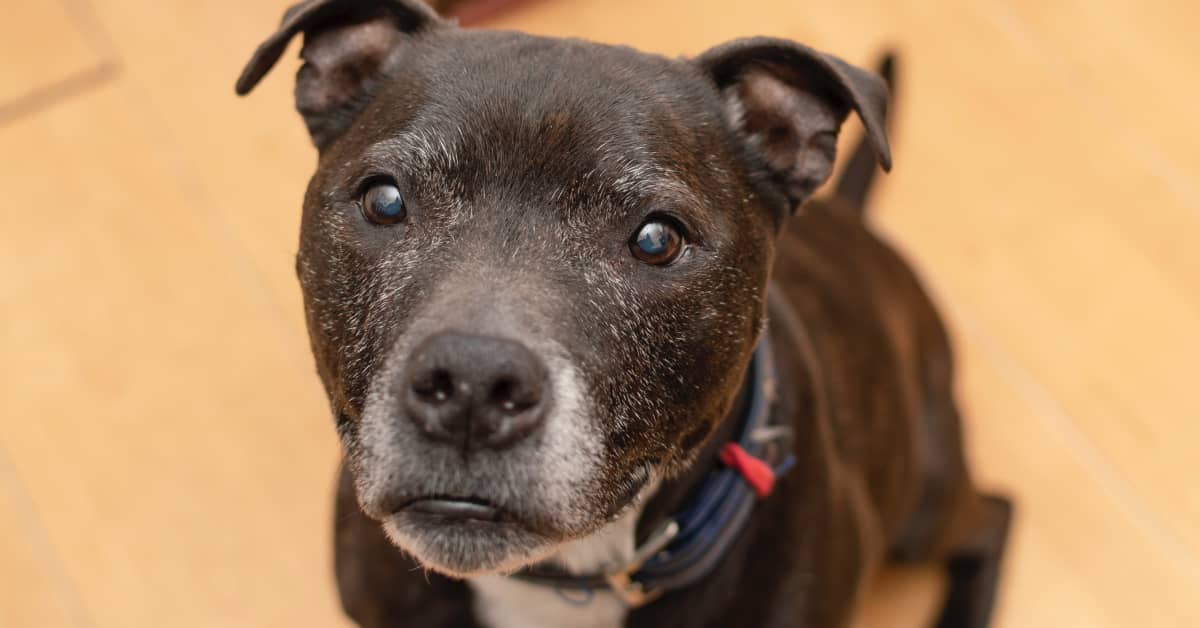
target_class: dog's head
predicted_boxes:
[238,0,889,578]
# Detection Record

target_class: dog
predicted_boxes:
[235,1,1011,626]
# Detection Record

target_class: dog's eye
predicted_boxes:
[361,180,406,225]
[630,217,686,265]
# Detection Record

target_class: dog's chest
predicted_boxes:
[471,576,626,628]
[468,506,642,628]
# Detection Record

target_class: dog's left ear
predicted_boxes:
[695,37,891,210]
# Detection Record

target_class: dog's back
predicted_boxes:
[759,57,1011,628]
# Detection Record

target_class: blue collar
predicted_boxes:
[514,336,793,607]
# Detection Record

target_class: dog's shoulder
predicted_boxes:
[769,198,952,517]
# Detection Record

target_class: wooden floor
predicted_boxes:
[2,0,1197,626]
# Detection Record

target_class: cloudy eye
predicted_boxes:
[361,179,406,225]
[629,216,686,266]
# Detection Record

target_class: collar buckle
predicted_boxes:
[603,519,679,608]
[604,571,663,608]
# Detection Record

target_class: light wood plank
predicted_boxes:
[0,454,88,628]
[990,0,1200,201]
[953,310,1200,627]
[70,0,318,339]
[0,0,105,110]
[852,0,1200,560]
[0,82,349,628]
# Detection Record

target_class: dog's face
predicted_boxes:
[238,0,888,577]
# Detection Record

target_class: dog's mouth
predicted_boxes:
[383,493,562,577]
[399,495,512,523]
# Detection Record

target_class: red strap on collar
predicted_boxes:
[719,442,776,499]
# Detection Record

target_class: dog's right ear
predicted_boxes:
[235,0,449,149]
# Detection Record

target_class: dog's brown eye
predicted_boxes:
[361,180,406,225]
[630,218,685,265]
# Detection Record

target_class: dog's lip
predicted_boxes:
[400,496,507,522]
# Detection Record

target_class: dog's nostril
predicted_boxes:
[414,369,454,404]
[490,378,516,412]
[489,377,534,413]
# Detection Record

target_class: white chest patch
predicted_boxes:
[471,575,627,628]
[469,487,655,628]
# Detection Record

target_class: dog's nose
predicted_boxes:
[402,332,549,450]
